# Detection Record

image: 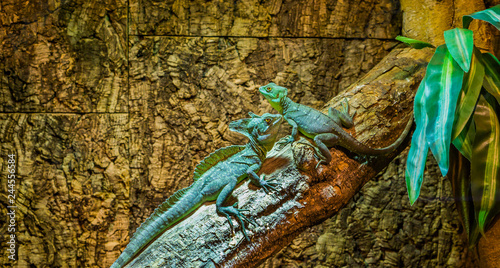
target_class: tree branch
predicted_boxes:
[126,47,434,268]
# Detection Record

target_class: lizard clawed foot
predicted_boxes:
[295,141,328,169]
[284,135,295,144]
[341,98,349,114]
[310,150,327,169]
[218,204,256,241]
[259,174,279,193]
[341,98,356,117]
[315,160,327,169]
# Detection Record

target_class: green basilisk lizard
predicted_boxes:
[111,112,283,268]
[259,83,413,167]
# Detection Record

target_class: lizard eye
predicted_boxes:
[265,118,271,124]
[266,87,271,92]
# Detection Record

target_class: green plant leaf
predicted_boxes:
[405,81,429,205]
[471,93,500,234]
[448,146,480,246]
[481,52,500,105]
[443,28,474,72]
[424,45,465,177]
[452,119,476,161]
[395,36,434,49]
[405,128,429,205]
[463,5,500,31]
[452,47,484,141]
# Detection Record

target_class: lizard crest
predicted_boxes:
[230,112,283,153]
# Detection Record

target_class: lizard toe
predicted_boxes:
[315,160,327,169]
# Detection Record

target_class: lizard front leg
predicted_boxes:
[284,114,299,143]
[216,179,255,241]
[247,163,279,193]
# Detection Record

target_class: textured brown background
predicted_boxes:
[0,0,497,267]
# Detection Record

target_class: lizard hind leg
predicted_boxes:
[216,182,255,241]
[313,133,339,168]
[328,98,355,128]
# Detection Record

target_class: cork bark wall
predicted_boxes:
[0,0,496,267]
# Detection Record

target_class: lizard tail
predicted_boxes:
[346,113,414,155]
[110,184,203,268]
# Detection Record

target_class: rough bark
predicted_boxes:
[400,0,500,53]
[0,1,402,267]
[129,47,431,267]
[259,151,479,268]
[1,0,499,267]
[129,0,402,38]
[128,36,398,233]
[0,0,128,113]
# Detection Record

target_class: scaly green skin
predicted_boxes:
[111,112,283,268]
[259,83,413,167]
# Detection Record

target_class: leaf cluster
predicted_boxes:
[399,5,500,245]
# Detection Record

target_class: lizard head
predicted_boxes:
[229,112,283,152]
[259,83,288,113]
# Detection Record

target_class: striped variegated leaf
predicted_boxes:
[451,47,484,141]
[443,28,474,72]
[452,119,476,161]
[463,5,500,31]
[481,52,500,105]
[423,45,465,177]
[396,36,434,49]
[448,146,480,245]
[471,93,500,234]
[405,127,429,205]
[405,80,430,205]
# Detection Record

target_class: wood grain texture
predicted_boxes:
[0,113,130,267]
[0,1,401,266]
[0,0,128,113]
[2,0,496,267]
[260,151,478,267]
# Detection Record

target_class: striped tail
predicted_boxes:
[111,184,203,268]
